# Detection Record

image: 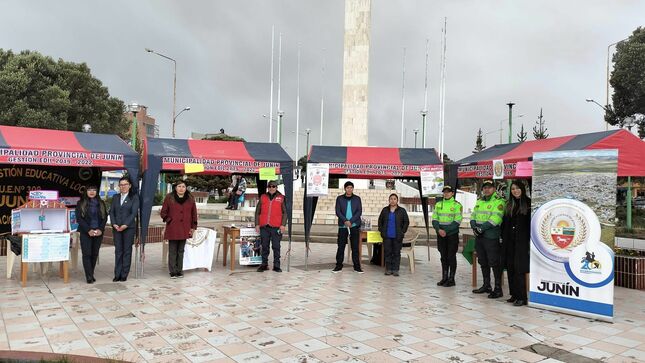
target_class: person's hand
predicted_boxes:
[112,224,119,230]
[120,225,128,230]
[344,221,352,227]
[255,225,260,233]
[189,229,194,237]
[438,230,447,238]
[279,225,286,233]
[93,229,103,236]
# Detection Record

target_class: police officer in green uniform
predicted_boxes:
[471,180,506,298]
[432,185,463,287]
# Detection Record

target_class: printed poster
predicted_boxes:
[492,159,504,179]
[22,233,70,263]
[530,150,617,321]
[306,163,329,197]
[420,165,444,197]
[239,227,262,265]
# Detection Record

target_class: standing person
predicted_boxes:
[470,180,506,298]
[255,180,287,272]
[160,180,198,278]
[226,174,247,210]
[377,193,409,276]
[432,186,463,287]
[75,185,107,284]
[109,176,139,282]
[501,181,531,306]
[332,181,363,273]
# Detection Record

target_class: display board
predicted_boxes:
[183,227,217,271]
[306,163,329,197]
[22,233,71,262]
[239,227,262,265]
[420,165,444,197]
[529,149,617,322]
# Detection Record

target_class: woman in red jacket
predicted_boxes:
[160,180,198,278]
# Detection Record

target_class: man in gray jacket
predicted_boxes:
[333,181,363,274]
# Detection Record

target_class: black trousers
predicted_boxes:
[227,193,239,208]
[260,226,282,268]
[113,227,136,279]
[168,240,186,275]
[383,237,403,271]
[80,233,102,280]
[475,236,501,286]
[336,226,360,269]
[437,234,459,272]
[507,266,527,300]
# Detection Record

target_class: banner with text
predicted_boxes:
[162,157,280,174]
[0,165,101,234]
[420,165,445,197]
[530,150,617,322]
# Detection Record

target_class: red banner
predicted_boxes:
[161,157,281,174]
[328,163,439,178]
[0,148,125,168]
[458,162,518,179]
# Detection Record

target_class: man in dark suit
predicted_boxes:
[109,176,139,281]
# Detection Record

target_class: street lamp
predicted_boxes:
[413,129,419,148]
[127,102,141,148]
[277,110,285,145]
[145,48,177,137]
[82,124,92,133]
[305,128,311,157]
[173,106,191,136]
[420,109,428,148]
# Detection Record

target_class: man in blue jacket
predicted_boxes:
[333,181,363,273]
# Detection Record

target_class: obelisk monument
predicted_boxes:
[340,0,371,147]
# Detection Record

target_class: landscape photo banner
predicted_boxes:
[0,165,101,234]
[529,149,617,322]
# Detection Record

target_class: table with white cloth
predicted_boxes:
[183,227,217,271]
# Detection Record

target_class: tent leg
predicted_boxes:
[428,241,431,261]
[134,245,139,278]
[627,176,632,231]
[287,238,292,272]
[305,241,309,271]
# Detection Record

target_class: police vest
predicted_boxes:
[472,193,505,226]
[433,198,463,225]
[259,193,284,227]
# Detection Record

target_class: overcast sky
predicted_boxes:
[1,0,643,161]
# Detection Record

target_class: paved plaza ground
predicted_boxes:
[1,241,644,363]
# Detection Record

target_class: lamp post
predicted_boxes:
[173,106,191,136]
[82,124,92,133]
[305,128,311,157]
[413,129,419,148]
[277,110,284,145]
[420,110,428,148]
[145,48,177,137]
[128,103,140,148]
[506,103,515,144]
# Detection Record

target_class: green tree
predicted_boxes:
[608,27,645,138]
[473,128,485,153]
[0,49,129,136]
[517,124,527,142]
[532,108,549,139]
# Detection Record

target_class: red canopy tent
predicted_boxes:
[456,129,645,178]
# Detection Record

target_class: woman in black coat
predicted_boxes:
[75,185,108,284]
[501,180,531,306]
[377,193,410,276]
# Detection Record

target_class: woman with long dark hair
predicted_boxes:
[377,193,410,276]
[75,185,108,284]
[501,180,531,306]
[160,180,198,278]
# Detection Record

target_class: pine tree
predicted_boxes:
[517,124,527,142]
[473,128,485,153]
[532,108,549,139]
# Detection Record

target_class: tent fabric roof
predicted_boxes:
[0,125,139,170]
[455,129,645,177]
[308,145,442,178]
[144,138,292,173]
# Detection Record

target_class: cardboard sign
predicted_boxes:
[366,231,383,243]
[259,167,277,181]
[184,163,205,174]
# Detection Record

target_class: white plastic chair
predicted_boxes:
[401,232,420,273]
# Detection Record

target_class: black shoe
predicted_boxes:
[170,273,177,279]
[91,277,96,283]
[385,270,393,276]
[86,278,94,284]
[354,268,364,274]
[392,271,399,277]
[437,278,447,286]
[506,297,517,303]
[225,206,232,210]
[120,276,128,281]
[113,277,120,282]
[472,285,492,294]
[514,299,527,306]
[257,265,268,272]
[443,278,455,287]
[488,290,503,299]
[332,266,342,273]
[177,273,183,278]
[273,267,282,272]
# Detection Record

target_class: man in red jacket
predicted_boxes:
[255,180,287,272]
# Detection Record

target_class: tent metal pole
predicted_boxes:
[627,176,632,230]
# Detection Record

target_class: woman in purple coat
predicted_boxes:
[160,180,198,278]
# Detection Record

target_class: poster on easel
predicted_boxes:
[306,163,329,197]
[530,149,617,322]
[239,228,262,265]
[22,233,70,262]
[420,165,444,197]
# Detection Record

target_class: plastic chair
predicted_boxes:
[401,232,420,273]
